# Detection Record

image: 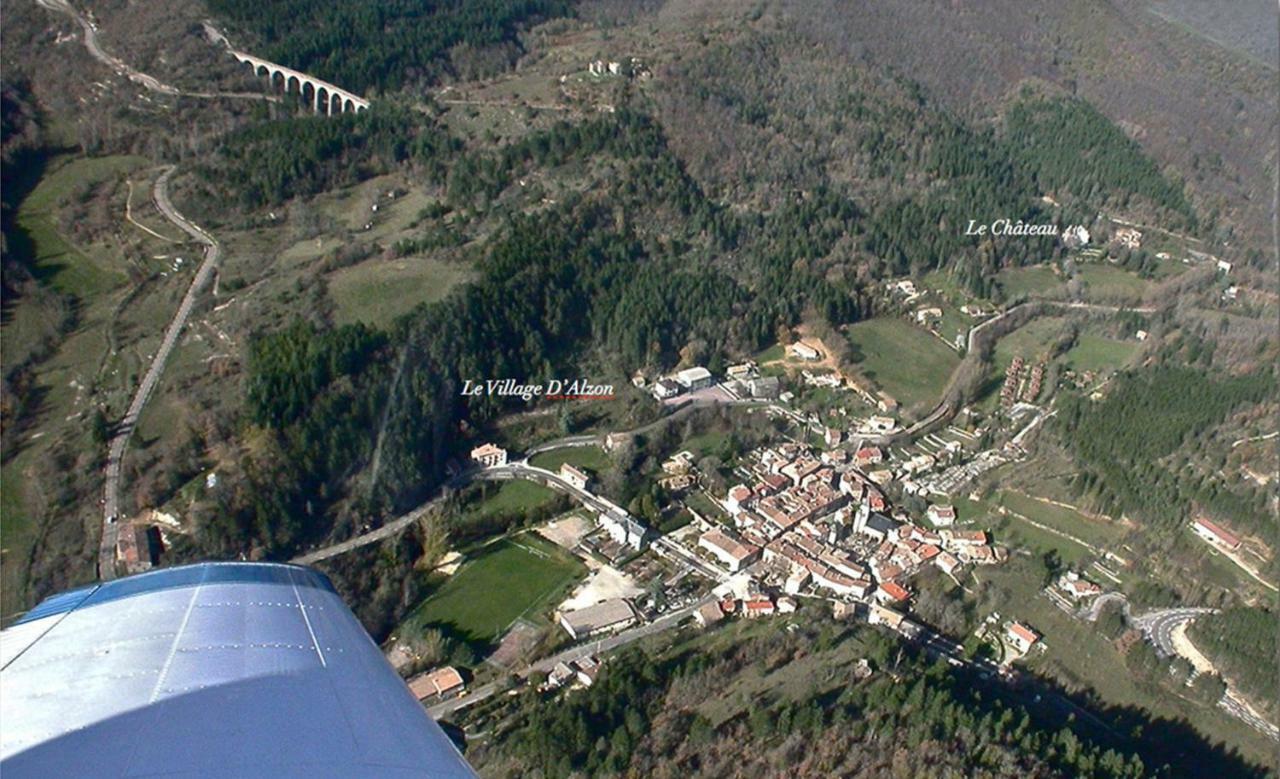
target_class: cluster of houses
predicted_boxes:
[1112,227,1143,250]
[587,57,650,79]
[853,441,967,498]
[693,442,1006,608]
[723,361,780,400]
[543,656,603,691]
[694,592,798,628]
[1001,357,1045,407]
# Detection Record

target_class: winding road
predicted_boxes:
[36,0,276,103]
[292,398,770,565]
[100,167,221,579]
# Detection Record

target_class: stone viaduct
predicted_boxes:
[231,51,369,115]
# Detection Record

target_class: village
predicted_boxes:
[380,222,1276,742]
[405,353,1078,709]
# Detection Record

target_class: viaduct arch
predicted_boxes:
[231,51,369,115]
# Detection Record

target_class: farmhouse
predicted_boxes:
[1006,622,1041,654]
[1191,517,1241,551]
[1060,572,1102,600]
[914,307,942,325]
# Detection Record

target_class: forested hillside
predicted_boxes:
[465,618,1264,778]
[1189,608,1278,721]
[206,0,573,92]
[1056,366,1274,541]
[174,45,1206,583]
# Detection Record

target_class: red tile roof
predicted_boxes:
[1193,517,1241,549]
[878,582,911,602]
[1008,622,1040,645]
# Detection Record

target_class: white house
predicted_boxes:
[559,463,590,490]
[469,443,508,468]
[926,504,956,527]
[601,511,649,550]
[1062,224,1090,248]
[653,378,682,400]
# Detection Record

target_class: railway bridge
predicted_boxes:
[230,50,369,114]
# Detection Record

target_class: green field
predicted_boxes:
[1002,492,1126,543]
[0,462,35,620]
[1076,265,1151,300]
[995,265,1065,299]
[463,479,559,522]
[529,445,610,473]
[846,318,960,408]
[1,154,151,621]
[754,343,785,363]
[680,430,730,458]
[405,534,585,644]
[991,316,1071,372]
[15,154,146,297]
[1064,334,1138,373]
[328,256,475,326]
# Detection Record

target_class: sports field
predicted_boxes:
[407,535,585,645]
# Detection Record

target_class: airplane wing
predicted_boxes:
[1,562,476,778]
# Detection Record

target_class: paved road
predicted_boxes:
[1129,607,1279,741]
[427,599,707,720]
[36,0,276,102]
[100,167,220,579]
[1132,607,1218,657]
[294,397,770,564]
[292,498,444,565]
